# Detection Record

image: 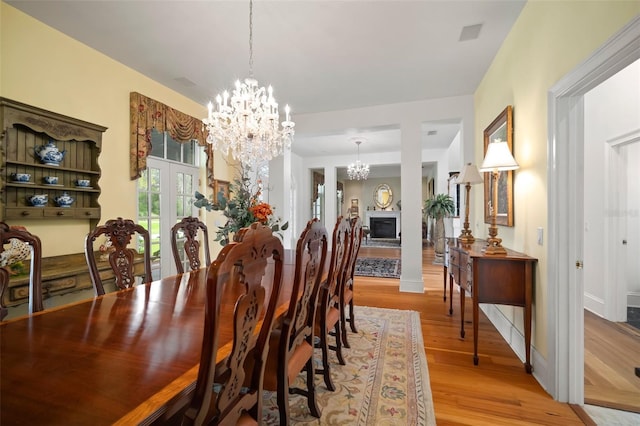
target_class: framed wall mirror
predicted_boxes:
[373,183,393,209]
[483,105,514,226]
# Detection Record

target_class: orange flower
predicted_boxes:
[249,202,273,223]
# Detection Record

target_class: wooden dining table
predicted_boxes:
[0,251,298,425]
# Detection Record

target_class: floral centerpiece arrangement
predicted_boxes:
[194,165,288,246]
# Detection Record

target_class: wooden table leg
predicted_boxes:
[460,285,466,339]
[524,262,533,373]
[443,264,447,301]
[473,291,479,366]
[449,275,454,315]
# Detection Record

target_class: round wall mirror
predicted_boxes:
[373,183,393,209]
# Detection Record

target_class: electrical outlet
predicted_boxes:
[537,227,543,245]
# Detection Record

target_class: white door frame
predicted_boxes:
[546,16,640,402]
[606,132,640,322]
[145,157,199,278]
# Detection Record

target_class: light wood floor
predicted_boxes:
[584,309,640,413]
[355,245,588,425]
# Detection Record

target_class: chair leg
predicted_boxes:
[304,357,321,418]
[340,305,351,349]
[317,325,335,391]
[277,374,290,425]
[333,321,345,366]
[349,299,357,333]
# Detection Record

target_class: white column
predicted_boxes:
[400,120,425,293]
[268,151,293,250]
[324,166,337,238]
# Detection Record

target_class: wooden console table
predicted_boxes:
[447,239,537,373]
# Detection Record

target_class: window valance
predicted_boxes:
[313,172,324,202]
[130,92,207,180]
[312,172,343,202]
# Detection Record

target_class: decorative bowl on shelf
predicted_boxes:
[43,176,59,185]
[34,140,66,166]
[54,192,74,207]
[75,179,91,187]
[27,194,48,207]
[11,173,31,183]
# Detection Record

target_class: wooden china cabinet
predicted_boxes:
[0,97,106,227]
[0,97,111,309]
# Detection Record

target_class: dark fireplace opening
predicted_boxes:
[370,218,397,239]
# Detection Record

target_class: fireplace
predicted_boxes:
[366,211,401,239]
[370,217,397,238]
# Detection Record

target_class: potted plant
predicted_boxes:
[424,193,455,264]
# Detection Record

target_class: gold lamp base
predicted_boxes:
[484,240,507,255]
[484,225,507,255]
[458,229,475,244]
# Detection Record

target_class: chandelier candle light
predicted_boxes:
[479,138,519,255]
[456,163,483,244]
[347,139,370,180]
[203,0,294,166]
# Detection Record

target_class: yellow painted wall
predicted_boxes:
[474,1,640,357]
[1,3,229,257]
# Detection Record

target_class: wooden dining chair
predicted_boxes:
[84,217,153,296]
[315,215,351,392]
[262,218,328,424]
[171,216,211,274]
[0,223,43,320]
[340,216,364,348]
[182,222,285,426]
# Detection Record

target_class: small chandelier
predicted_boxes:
[203,0,294,166]
[347,139,370,180]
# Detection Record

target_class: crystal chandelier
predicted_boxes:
[203,0,294,166]
[347,139,370,180]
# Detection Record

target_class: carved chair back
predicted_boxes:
[171,216,211,274]
[183,222,285,425]
[315,215,352,390]
[84,217,153,296]
[263,218,328,423]
[0,222,43,320]
[340,216,364,345]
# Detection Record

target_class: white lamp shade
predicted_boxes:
[457,163,483,184]
[480,141,519,172]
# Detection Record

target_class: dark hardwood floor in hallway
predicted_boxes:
[354,245,587,425]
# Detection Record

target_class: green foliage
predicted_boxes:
[424,193,455,220]
[194,165,288,246]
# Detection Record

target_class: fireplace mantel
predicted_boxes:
[365,210,401,238]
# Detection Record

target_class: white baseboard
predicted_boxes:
[628,292,640,308]
[480,304,549,393]
[399,278,424,293]
[584,292,604,316]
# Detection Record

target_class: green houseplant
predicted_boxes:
[193,164,288,246]
[424,193,455,264]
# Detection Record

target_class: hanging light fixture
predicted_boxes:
[347,138,370,180]
[203,0,294,166]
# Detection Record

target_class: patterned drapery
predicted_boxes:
[130,92,208,180]
[313,171,324,202]
[311,172,343,201]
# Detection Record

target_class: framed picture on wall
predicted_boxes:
[483,105,514,226]
[350,198,359,218]
[214,179,230,202]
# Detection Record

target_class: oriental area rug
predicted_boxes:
[262,306,436,425]
[354,257,401,279]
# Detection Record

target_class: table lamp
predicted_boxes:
[479,139,519,255]
[456,163,483,244]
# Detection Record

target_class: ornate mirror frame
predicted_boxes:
[483,105,514,227]
[373,183,393,209]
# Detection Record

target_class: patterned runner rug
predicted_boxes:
[262,306,436,425]
[354,257,401,278]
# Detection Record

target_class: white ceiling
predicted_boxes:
[7,0,526,178]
